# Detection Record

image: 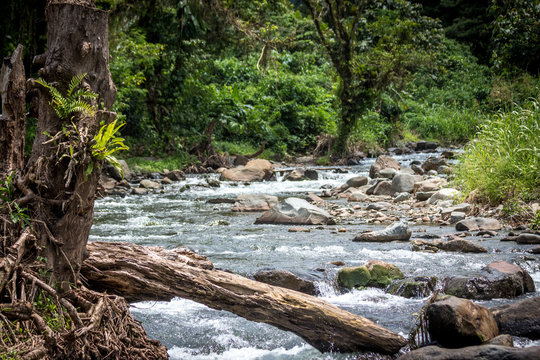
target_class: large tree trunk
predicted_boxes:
[83,241,408,355]
[24,0,116,286]
[0,44,26,176]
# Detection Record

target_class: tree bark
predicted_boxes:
[23,0,116,286]
[82,241,408,354]
[0,44,26,176]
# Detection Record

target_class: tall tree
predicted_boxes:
[303,0,440,155]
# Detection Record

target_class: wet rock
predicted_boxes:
[165,169,186,181]
[485,334,514,347]
[220,159,274,182]
[427,296,499,347]
[366,180,393,196]
[233,154,249,166]
[288,227,311,233]
[397,345,539,360]
[140,179,162,190]
[369,155,401,179]
[414,177,446,193]
[253,269,317,295]
[529,246,540,254]
[387,276,437,298]
[491,297,540,339]
[391,173,420,193]
[411,164,424,175]
[283,168,317,181]
[443,261,535,300]
[344,175,369,188]
[393,192,411,203]
[232,194,278,212]
[515,232,540,244]
[455,217,502,231]
[161,177,173,185]
[353,219,412,242]
[422,157,447,172]
[207,178,220,187]
[415,141,438,151]
[337,260,404,289]
[131,187,148,195]
[207,198,235,204]
[411,238,487,253]
[254,197,331,225]
[427,188,461,204]
[305,192,325,204]
[441,150,455,159]
[105,159,131,181]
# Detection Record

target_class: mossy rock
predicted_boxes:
[337,261,404,289]
[337,266,371,289]
[387,276,437,298]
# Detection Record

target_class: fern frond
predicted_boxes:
[67,73,86,98]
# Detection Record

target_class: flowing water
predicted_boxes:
[89,153,540,359]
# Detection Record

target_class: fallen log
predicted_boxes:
[82,241,407,354]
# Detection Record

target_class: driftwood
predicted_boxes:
[82,241,407,354]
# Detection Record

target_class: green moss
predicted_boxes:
[367,264,404,287]
[337,266,371,289]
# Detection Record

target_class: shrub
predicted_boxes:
[453,100,540,205]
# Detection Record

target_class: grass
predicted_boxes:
[123,152,196,173]
[453,100,540,205]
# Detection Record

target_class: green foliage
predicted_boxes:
[453,100,540,205]
[91,119,129,177]
[33,292,70,332]
[35,74,98,120]
[0,172,31,229]
[124,153,197,173]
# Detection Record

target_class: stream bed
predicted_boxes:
[89,152,540,359]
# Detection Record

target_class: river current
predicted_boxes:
[89,152,540,359]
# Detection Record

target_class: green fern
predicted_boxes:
[90,119,129,178]
[35,73,98,119]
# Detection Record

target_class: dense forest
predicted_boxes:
[0,0,539,359]
[2,0,539,205]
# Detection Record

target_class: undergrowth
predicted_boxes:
[453,100,540,206]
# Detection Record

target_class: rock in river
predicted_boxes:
[387,276,437,298]
[369,155,401,179]
[427,295,499,347]
[232,194,278,212]
[443,261,535,300]
[397,345,540,360]
[353,219,412,242]
[338,260,404,289]
[254,197,331,225]
[220,159,274,182]
[455,217,502,231]
[491,296,540,340]
[253,269,317,295]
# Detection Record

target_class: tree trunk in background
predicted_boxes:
[83,241,408,355]
[0,45,26,176]
[24,0,116,286]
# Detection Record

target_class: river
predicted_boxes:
[89,152,540,359]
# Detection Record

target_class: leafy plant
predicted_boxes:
[91,119,129,177]
[35,73,98,119]
[0,172,31,229]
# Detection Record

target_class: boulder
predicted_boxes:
[416,191,435,201]
[450,211,466,223]
[140,179,162,190]
[353,220,412,242]
[491,297,540,339]
[391,173,421,193]
[455,217,502,231]
[305,192,325,204]
[443,261,535,300]
[411,238,487,253]
[441,203,471,221]
[165,169,186,181]
[105,159,131,181]
[414,177,446,193]
[415,141,438,151]
[283,169,306,181]
[220,159,274,182]
[131,187,148,195]
[427,188,461,204]
[369,155,401,179]
[253,269,317,295]
[232,194,279,212]
[379,168,398,179]
[411,164,424,175]
[347,191,368,202]
[366,202,392,211]
[422,157,447,172]
[397,345,539,360]
[254,197,331,225]
[393,192,411,203]
[427,296,499,347]
[485,334,514,347]
[344,176,369,189]
[366,180,393,196]
[387,276,437,298]
[338,260,404,289]
[515,232,540,244]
